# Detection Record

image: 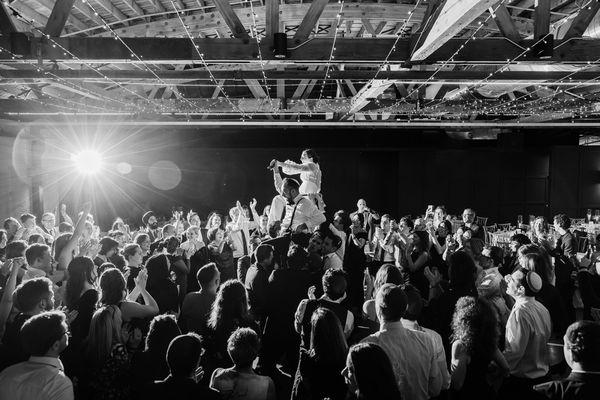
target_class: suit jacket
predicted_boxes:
[534,371,600,400]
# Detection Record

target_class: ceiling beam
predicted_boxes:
[491,3,521,42]
[4,35,600,63]
[562,0,600,40]
[245,78,268,98]
[44,0,77,36]
[534,0,551,39]
[213,0,249,39]
[293,0,328,43]
[410,0,445,54]
[1,1,17,33]
[411,0,497,61]
[6,69,600,81]
[347,79,394,115]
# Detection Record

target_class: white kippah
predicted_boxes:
[526,271,543,293]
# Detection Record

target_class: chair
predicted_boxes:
[484,225,497,244]
[476,216,488,227]
[577,236,589,253]
[497,223,511,231]
[572,218,585,226]
[451,220,463,233]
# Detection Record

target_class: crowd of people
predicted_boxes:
[0,148,599,400]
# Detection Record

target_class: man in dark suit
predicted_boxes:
[535,321,600,400]
[245,244,274,326]
[350,199,380,241]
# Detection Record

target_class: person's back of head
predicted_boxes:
[99,268,126,305]
[564,320,600,371]
[25,243,49,266]
[227,327,259,369]
[374,264,403,295]
[86,305,122,366]
[99,237,119,256]
[145,314,181,354]
[197,262,220,290]
[255,244,274,265]
[15,277,54,314]
[448,251,477,291]
[5,240,27,259]
[402,284,424,321]
[375,283,407,323]
[345,342,401,400]
[167,333,204,378]
[322,268,347,301]
[287,244,308,270]
[20,311,68,357]
[310,307,348,366]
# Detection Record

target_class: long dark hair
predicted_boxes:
[451,296,499,361]
[99,268,126,305]
[310,308,348,366]
[348,342,401,400]
[65,256,96,309]
[448,251,477,292]
[208,279,250,333]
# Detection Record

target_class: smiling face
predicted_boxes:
[357,199,366,212]
[505,269,525,299]
[308,234,323,254]
[462,209,475,224]
[300,150,311,164]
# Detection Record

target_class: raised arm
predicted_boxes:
[249,198,260,229]
[278,160,313,173]
[60,203,73,226]
[272,167,283,195]
[58,202,92,271]
[0,258,22,338]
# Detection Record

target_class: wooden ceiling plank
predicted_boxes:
[44,0,78,36]
[147,0,165,13]
[411,0,497,61]
[562,1,600,40]
[92,0,127,21]
[120,0,145,16]
[213,0,249,39]
[347,79,394,114]
[534,0,551,39]
[265,0,279,41]
[491,3,521,42]
[245,78,267,98]
[293,0,328,42]
[1,1,18,33]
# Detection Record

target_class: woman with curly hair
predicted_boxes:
[207,279,259,370]
[450,296,508,399]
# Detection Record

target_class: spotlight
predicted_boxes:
[71,150,103,174]
[273,33,288,59]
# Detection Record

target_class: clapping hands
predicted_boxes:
[135,268,148,290]
[424,266,442,288]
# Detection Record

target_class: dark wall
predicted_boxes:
[42,127,592,230]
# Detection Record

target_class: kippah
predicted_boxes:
[526,271,543,293]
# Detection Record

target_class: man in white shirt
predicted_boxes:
[322,230,343,271]
[0,311,73,400]
[501,267,552,397]
[270,178,325,234]
[361,284,443,400]
[227,200,259,260]
[401,284,450,391]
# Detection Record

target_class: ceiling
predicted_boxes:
[2,0,600,127]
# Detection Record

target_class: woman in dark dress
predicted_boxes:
[450,296,509,400]
[62,256,99,379]
[292,307,348,400]
[403,230,431,299]
[206,227,235,282]
[145,254,179,314]
[123,243,144,292]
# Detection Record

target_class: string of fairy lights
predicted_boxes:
[339,0,423,120]
[316,0,346,102]
[376,0,510,118]
[246,0,275,113]
[167,0,251,119]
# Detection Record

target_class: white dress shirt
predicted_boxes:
[361,321,443,400]
[323,252,343,271]
[0,356,73,400]
[278,194,325,233]
[227,218,257,258]
[267,194,288,227]
[401,318,450,390]
[503,296,552,379]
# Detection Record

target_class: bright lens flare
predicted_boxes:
[71,150,103,174]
